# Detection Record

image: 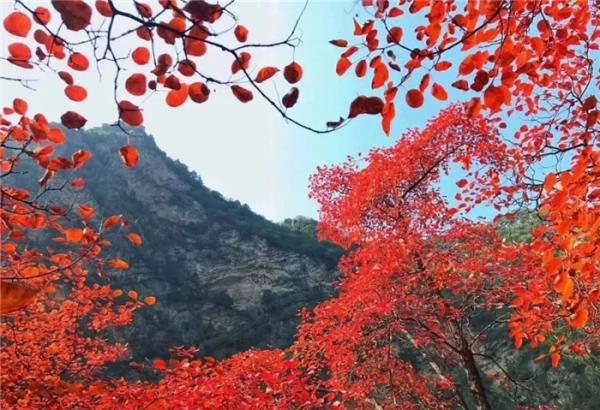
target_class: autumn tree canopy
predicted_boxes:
[1,0,599,408]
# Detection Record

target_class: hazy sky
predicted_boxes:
[1,1,464,222]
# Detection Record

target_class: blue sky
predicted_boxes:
[1,1,475,222]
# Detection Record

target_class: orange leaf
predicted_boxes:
[569,308,588,329]
[550,352,560,368]
[104,214,122,229]
[144,296,156,305]
[543,173,556,192]
[127,232,143,246]
[65,228,84,243]
[119,144,139,168]
[78,204,95,220]
[127,290,138,300]
[0,282,39,314]
[254,67,279,83]
[109,259,129,270]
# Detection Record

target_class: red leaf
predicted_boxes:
[58,70,74,85]
[431,83,448,101]
[3,12,32,37]
[189,82,210,104]
[119,144,139,168]
[95,0,113,17]
[283,62,303,84]
[118,101,143,126]
[67,52,89,71]
[72,149,92,168]
[372,63,388,89]
[64,85,88,102]
[33,7,51,25]
[51,0,92,31]
[329,39,348,47]
[386,27,402,43]
[435,61,452,71]
[231,85,253,103]
[166,83,189,107]
[282,87,299,108]
[355,60,367,77]
[178,60,196,77]
[60,111,87,129]
[483,85,504,111]
[125,73,147,96]
[132,47,150,65]
[254,67,279,83]
[0,282,39,314]
[153,359,167,370]
[8,42,32,68]
[452,80,469,91]
[405,89,424,108]
[13,98,28,115]
[336,57,352,75]
[231,52,251,74]
[348,96,384,118]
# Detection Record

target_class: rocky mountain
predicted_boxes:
[18,124,341,360]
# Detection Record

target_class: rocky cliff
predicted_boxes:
[19,125,341,360]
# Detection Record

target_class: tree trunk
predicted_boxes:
[459,336,491,410]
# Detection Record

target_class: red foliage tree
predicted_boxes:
[330,0,599,364]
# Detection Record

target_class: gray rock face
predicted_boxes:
[21,125,341,360]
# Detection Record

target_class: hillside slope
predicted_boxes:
[16,124,341,360]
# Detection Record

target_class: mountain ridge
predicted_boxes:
[16,124,341,360]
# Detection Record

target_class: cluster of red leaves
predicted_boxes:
[335,0,599,134]
[330,0,600,368]
[0,98,153,407]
